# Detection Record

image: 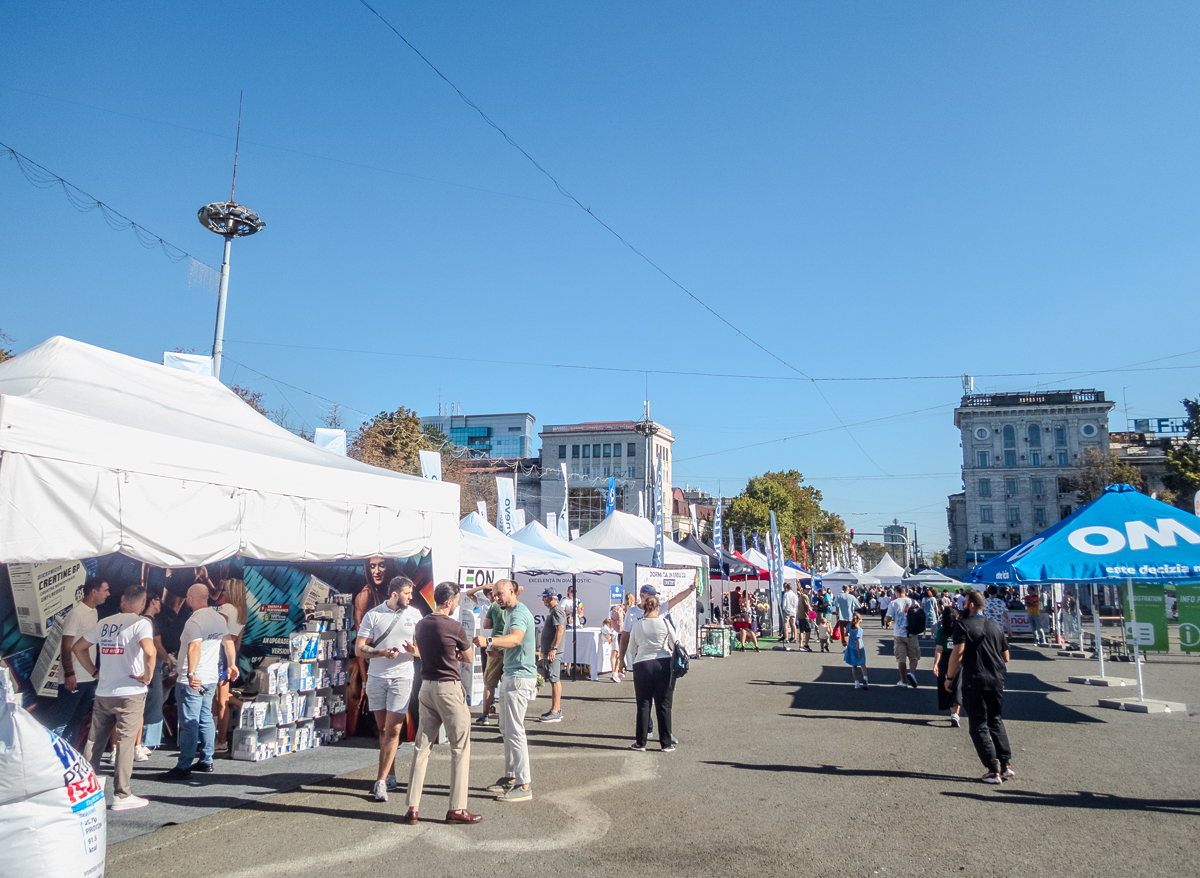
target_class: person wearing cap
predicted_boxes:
[616,583,695,676]
[537,587,565,723]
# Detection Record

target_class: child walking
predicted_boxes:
[844,612,868,689]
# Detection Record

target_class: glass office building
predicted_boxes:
[419,412,536,459]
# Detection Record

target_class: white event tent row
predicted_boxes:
[867,554,907,588]
[0,337,463,582]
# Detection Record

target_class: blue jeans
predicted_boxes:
[175,682,216,769]
[50,680,97,748]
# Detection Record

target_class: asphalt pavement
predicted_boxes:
[106,624,1200,878]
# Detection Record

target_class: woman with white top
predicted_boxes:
[213,575,247,754]
[627,594,677,753]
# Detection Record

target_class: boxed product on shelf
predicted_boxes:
[312,695,327,717]
[297,719,315,751]
[254,693,280,726]
[232,729,268,762]
[289,632,321,662]
[305,619,328,633]
[329,692,346,714]
[288,662,315,692]
[265,662,289,695]
[237,701,268,730]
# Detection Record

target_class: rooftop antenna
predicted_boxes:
[198,91,265,382]
[961,374,974,394]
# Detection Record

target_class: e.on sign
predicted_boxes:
[1067,519,1200,555]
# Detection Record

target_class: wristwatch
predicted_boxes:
[486,637,493,649]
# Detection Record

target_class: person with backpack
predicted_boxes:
[884,585,922,688]
[946,590,1013,784]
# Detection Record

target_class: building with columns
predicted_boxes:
[947,389,1114,568]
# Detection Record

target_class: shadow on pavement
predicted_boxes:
[702,759,974,784]
[943,789,1200,815]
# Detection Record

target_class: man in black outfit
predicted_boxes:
[945,589,1013,785]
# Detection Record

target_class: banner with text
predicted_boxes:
[1175,583,1200,653]
[1123,581,1170,652]
[496,477,516,535]
[636,565,699,657]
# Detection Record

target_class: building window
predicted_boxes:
[1031,451,1042,467]
[1081,423,1097,437]
[558,445,566,459]
[1028,424,1042,447]
[1056,450,1069,466]
[976,451,990,468]
[593,444,601,458]
[567,485,626,536]
[571,465,579,475]
[1035,507,1046,525]
[982,534,995,551]
[614,443,622,457]
[1057,477,1072,494]
[1054,425,1066,446]
[979,479,992,497]
[603,444,611,457]
[572,444,580,459]
[1005,478,1018,496]
[981,506,994,523]
[1009,534,1022,549]
[1060,505,1073,519]
[628,466,635,478]
[1004,450,1017,467]
[1031,478,1044,496]
[628,443,637,457]
[975,427,989,440]
[603,466,611,477]
[1003,426,1016,448]
[582,445,590,458]
[1007,506,1020,524]
[582,466,590,476]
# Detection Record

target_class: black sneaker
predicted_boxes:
[193,762,215,773]
[906,672,918,689]
[630,742,647,751]
[161,767,192,780]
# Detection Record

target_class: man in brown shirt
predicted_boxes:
[402,581,480,826]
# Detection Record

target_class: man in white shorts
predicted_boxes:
[356,575,422,802]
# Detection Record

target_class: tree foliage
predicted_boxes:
[231,384,270,417]
[722,469,846,558]
[1077,447,1145,503]
[1162,395,1200,510]
[0,328,14,363]
[348,406,433,475]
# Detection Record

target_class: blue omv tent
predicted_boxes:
[968,483,1200,705]
[967,484,1200,586]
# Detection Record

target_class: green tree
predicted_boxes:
[1162,396,1200,509]
[0,328,14,363]
[348,406,431,475]
[1077,447,1145,503]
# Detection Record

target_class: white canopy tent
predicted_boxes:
[906,568,961,587]
[742,546,802,583]
[459,512,581,573]
[821,568,881,589]
[510,521,622,575]
[571,511,705,586]
[0,337,461,582]
[867,554,907,588]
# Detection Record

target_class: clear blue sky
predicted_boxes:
[4,3,1200,551]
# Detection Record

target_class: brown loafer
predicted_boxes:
[445,809,482,825]
[401,807,418,825]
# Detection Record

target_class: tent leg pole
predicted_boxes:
[1093,584,1105,679]
[1128,578,1145,702]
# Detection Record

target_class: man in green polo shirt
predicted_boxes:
[472,578,535,803]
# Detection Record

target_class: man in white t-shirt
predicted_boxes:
[781,584,800,643]
[163,584,236,780]
[50,578,109,745]
[356,576,422,802]
[71,583,155,810]
[885,585,920,689]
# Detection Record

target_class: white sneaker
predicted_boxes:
[371,780,388,802]
[854,680,863,689]
[101,750,114,764]
[894,680,908,687]
[110,794,150,811]
[135,746,151,763]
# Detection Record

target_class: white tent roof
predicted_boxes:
[821,569,881,587]
[906,568,961,585]
[569,511,703,585]
[510,520,623,575]
[0,337,461,567]
[454,529,513,572]
[867,553,907,584]
[459,512,581,573]
[741,546,801,582]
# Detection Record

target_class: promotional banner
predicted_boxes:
[477,500,487,518]
[605,477,616,518]
[740,530,747,553]
[652,460,665,568]
[713,492,724,580]
[546,512,557,535]
[753,532,761,552]
[514,509,526,530]
[458,567,509,590]
[418,449,442,480]
[558,464,570,541]
[495,477,516,535]
[638,491,645,518]
[635,565,698,656]
[689,503,698,538]
[769,512,785,622]
[1176,583,1200,653]
[1123,581,1170,652]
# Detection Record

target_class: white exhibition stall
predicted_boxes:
[571,511,706,588]
[867,554,907,589]
[0,337,462,581]
[509,522,622,632]
[822,567,881,590]
[459,512,580,575]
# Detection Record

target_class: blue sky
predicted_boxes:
[4,3,1200,551]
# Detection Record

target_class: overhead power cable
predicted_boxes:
[226,338,1200,385]
[0,141,219,283]
[353,0,888,474]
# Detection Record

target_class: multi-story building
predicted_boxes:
[419,412,536,459]
[883,521,911,568]
[539,420,674,537]
[1111,417,1200,498]
[947,389,1114,568]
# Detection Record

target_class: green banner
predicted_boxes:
[1123,582,1170,653]
[1176,584,1200,654]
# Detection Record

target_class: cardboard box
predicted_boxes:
[8,561,85,637]
[30,617,66,698]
